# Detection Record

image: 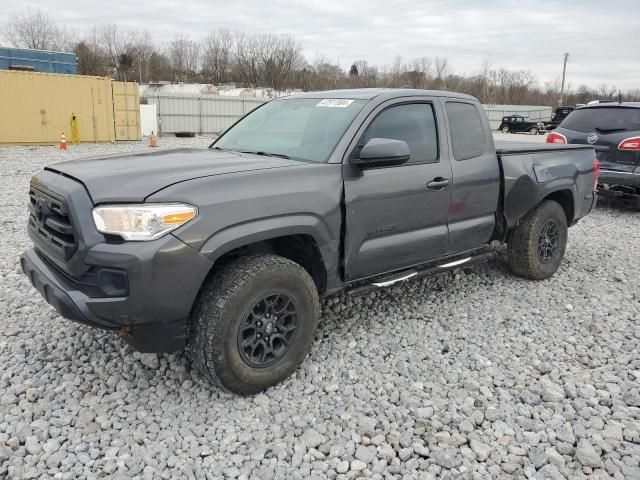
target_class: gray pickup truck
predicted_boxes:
[21,89,598,394]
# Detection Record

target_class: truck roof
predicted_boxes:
[291,88,478,102]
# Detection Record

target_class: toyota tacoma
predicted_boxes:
[21,89,598,394]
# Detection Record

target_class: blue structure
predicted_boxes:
[0,48,77,74]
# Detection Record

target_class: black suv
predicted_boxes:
[498,115,544,135]
[549,103,640,206]
[552,106,575,125]
[545,107,575,131]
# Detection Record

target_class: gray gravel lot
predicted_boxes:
[1,136,639,480]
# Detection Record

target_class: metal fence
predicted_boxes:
[144,95,265,135]
[142,95,552,136]
[483,105,553,130]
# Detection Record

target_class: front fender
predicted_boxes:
[196,214,342,293]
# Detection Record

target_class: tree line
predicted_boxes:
[4,8,639,106]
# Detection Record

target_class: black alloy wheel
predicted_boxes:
[537,219,560,264]
[237,293,298,368]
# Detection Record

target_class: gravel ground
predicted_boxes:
[1,136,639,480]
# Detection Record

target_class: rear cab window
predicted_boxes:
[445,101,485,161]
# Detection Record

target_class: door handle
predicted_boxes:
[426,177,451,190]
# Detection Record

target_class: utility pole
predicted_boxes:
[559,52,569,106]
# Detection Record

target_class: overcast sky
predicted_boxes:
[2,0,639,90]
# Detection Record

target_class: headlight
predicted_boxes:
[92,203,198,241]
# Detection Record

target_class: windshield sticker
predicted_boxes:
[316,99,354,108]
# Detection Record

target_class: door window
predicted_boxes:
[358,103,439,164]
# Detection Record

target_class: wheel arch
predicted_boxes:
[208,233,329,294]
[543,189,575,225]
[196,216,339,295]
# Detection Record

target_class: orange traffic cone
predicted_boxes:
[59,132,67,151]
[148,131,157,147]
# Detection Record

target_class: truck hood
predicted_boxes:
[46,148,304,203]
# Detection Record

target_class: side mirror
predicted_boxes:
[352,138,410,168]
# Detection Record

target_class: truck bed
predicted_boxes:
[496,141,597,229]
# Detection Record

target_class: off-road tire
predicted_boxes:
[507,200,568,280]
[188,254,320,395]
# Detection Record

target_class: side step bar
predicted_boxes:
[346,250,495,297]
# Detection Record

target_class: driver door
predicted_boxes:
[343,100,453,281]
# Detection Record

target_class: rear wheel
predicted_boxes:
[188,254,320,394]
[529,127,539,135]
[501,126,510,133]
[507,200,568,280]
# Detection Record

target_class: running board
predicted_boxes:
[346,250,495,297]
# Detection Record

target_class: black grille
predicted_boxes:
[28,187,77,261]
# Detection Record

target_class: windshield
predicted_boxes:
[560,107,640,133]
[213,98,367,163]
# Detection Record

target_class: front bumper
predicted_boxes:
[21,235,213,352]
[21,248,104,328]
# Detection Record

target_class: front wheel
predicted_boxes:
[530,127,539,135]
[188,254,320,394]
[507,200,568,280]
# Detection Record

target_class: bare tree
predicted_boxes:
[233,32,261,87]
[350,60,378,87]
[477,55,492,103]
[597,83,617,100]
[202,29,234,84]
[74,27,106,75]
[169,33,201,82]
[147,50,172,82]
[99,24,130,79]
[627,89,640,102]
[507,70,537,103]
[433,57,449,89]
[4,8,60,50]
[256,34,304,90]
[301,55,345,90]
[128,30,155,83]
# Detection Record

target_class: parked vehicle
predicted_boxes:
[498,115,544,134]
[548,103,640,207]
[544,106,575,131]
[21,89,598,394]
